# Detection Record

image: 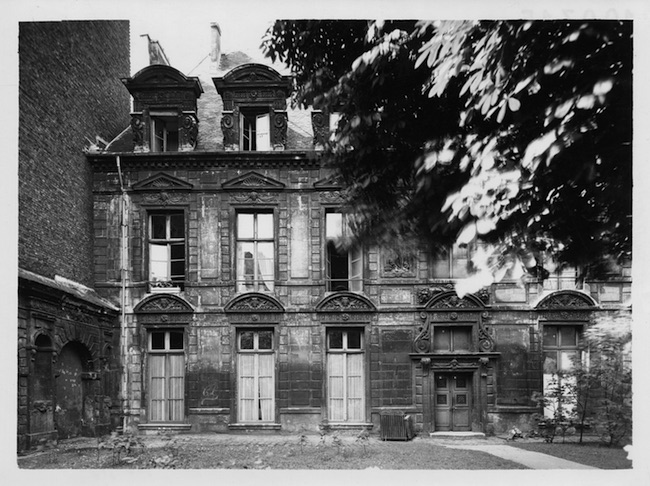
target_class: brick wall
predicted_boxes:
[19,21,131,286]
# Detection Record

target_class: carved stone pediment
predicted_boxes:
[215,63,292,88]
[315,292,376,313]
[422,291,485,310]
[132,172,193,191]
[222,171,285,191]
[418,287,489,306]
[134,294,194,313]
[536,290,596,310]
[224,293,285,313]
[123,65,203,95]
[134,294,194,325]
[314,174,342,190]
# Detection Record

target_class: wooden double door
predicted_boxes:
[433,372,472,431]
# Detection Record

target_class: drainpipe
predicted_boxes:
[116,156,129,433]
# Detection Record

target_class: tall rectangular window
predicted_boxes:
[150,112,179,152]
[241,109,270,151]
[238,329,275,422]
[542,324,582,418]
[327,328,365,422]
[431,244,472,279]
[325,211,362,291]
[149,212,185,291]
[236,212,275,292]
[148,329,185,422]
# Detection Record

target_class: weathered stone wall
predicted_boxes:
[17,276,120,451]
[90,150,632,436]
[19,21,131,286]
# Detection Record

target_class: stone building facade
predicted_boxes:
[18,20,131,451]
[87,31,631,436]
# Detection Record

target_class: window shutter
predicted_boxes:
[149,243,170,282]
[256,113,271,150]
[349,247,363,291]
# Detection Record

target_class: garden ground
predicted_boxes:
[16,431,632,470]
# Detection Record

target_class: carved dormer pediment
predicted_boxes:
[213,64,292,151]
[132,172,193,191]
[122,65,203,102]
[222,171,285,191]
[216,63,291,88]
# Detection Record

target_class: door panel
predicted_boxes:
[434,373,472,431]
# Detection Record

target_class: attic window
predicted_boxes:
[240,109,270,151]
[150,111,179,152]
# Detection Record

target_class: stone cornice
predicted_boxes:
[87,151,320,171]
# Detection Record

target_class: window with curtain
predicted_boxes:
[148,329,185,422]
[237,329,275,422]
[327,328,365,423]
[236,211,275,292]
[542,324,582,418]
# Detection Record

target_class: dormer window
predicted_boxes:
[121,65,202,153]
[214,64,292,152]
[151,112,179,152]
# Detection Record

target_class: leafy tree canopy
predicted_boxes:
[263,20,632,292]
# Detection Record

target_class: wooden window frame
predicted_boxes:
[235,210,275,292]
[148,211,186,292]
[147,329,185,423]
[325,210,363,292]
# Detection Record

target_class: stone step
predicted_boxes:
[429,431,486,440]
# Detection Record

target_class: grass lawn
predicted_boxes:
[509,441,632,469]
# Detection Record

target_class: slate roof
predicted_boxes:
[104,51,314,153]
